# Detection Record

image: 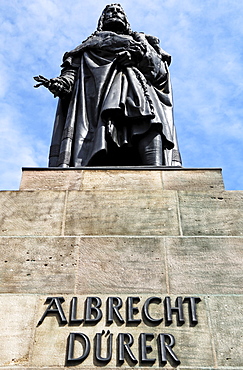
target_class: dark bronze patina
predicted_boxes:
[34,4,182,167]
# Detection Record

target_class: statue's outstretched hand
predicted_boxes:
[33,75,50,88]
[33,76,65,97]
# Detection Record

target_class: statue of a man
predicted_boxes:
[35,4,182,167]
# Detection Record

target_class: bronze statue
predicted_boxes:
[34,4,181,167]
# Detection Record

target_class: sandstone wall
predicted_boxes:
[0,168,242,369]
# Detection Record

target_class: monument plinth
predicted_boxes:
[20,167,224,191]
[1,167,243,368]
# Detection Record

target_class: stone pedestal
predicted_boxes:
[1,167,242,369]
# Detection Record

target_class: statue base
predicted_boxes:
[20,166,224,191]
[0,167,242,369]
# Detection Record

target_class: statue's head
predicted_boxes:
[97,4,131,33]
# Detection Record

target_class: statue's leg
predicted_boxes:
[137,130,163,166]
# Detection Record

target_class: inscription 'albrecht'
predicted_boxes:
[34,3,182,167]
[38,296,201,326]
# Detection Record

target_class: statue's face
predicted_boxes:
[103,5,126,32]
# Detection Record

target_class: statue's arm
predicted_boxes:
[47,67,78,98]
[33,68,78,98]
[136,35,171,89]
[34,53,79,98]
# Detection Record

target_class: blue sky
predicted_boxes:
[1,0,243,190]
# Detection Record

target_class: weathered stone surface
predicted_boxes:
[0,237,78,293]
[76,237,166,294]
[0,191,65,236]
[81,169,162,191]
[31,297,68,367]
[2,188,243,238]
[64,190,180,236]
[2,236,243,296]
[166,237,243,294]
[162,168,224,190]
[20,168,224,191]
[0,295,37,366]
[179,191,243,236]
[20,169,84,190]
[0,236,166,294]
[206,295,243,368]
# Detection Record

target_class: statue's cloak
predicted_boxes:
[49,31,181,167]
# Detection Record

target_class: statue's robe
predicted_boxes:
[49,31,182,167]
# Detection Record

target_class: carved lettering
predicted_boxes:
[139,333,156,364]
[164,296,185,325]
[142,296,163,325]
[126,297,141,324]
[84,297,102,324]
[37,297,67,326]
[66,333,90,364]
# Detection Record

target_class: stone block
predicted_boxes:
[165,237,243,294]
[64,190,180,236]
[0,294,37,366]
[75,237,166,294]
[162,169,224,190]
[20,168,224,192]
[20,169,83,190]
[0,191,65,236]
[178,191,243,236]
[0,237,78,293]
[206,295,243,367]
